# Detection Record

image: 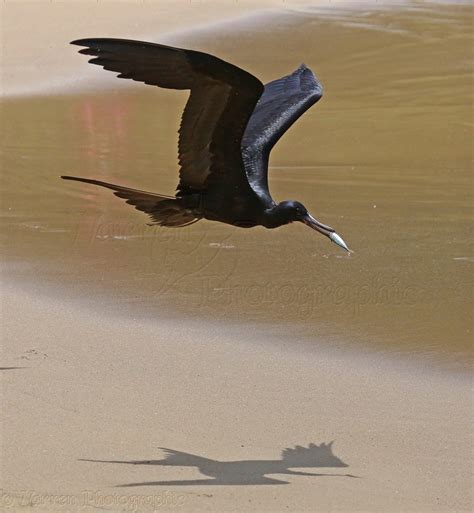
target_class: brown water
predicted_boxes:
[1,2,472,371]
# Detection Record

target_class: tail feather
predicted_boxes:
[61,175,200,227]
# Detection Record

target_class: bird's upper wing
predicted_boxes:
[71,38,264,198]
[241,65,323,202]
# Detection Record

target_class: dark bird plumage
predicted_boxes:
[62,38,349,250]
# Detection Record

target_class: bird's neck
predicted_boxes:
[262,205,292,229]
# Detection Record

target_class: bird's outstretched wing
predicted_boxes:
[241,65,323,202]
[61,176,199,227]
[71,38,264,198]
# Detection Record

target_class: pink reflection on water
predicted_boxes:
[78,94,130,162]
[72,94,133,249]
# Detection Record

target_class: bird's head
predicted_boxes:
[276,200,350,252]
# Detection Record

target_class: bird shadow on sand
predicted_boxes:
[80,441,358,487]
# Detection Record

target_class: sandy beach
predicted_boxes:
[1,1,473,512]
[2,283,472,512]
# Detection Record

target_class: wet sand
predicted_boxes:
[1,1,473,512]
[2,283,472,512]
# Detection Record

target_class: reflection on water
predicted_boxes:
[1,3,472,371]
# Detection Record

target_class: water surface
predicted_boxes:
[1,2,472,371]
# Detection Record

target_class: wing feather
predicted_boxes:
[241,65,323,202]
[71,38,264,200]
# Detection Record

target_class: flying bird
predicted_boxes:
[62,38,349,251]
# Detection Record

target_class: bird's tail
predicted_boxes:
[61,175,200,227]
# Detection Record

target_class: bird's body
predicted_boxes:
[62,38,349,251]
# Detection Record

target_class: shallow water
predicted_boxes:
[1,2,472,371]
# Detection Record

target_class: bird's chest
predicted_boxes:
[201,191,261,228]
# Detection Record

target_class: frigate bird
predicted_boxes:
[62,38,350,251]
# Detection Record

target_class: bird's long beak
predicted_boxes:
[302,214,350,252]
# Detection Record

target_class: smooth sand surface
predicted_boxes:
[1,283,472,512]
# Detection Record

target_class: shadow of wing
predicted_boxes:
[281,442,349,468]
[116,476,289,487]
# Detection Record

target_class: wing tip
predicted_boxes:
[296,64,323,97]
[70,38,111,48]
[70,38,91,47]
